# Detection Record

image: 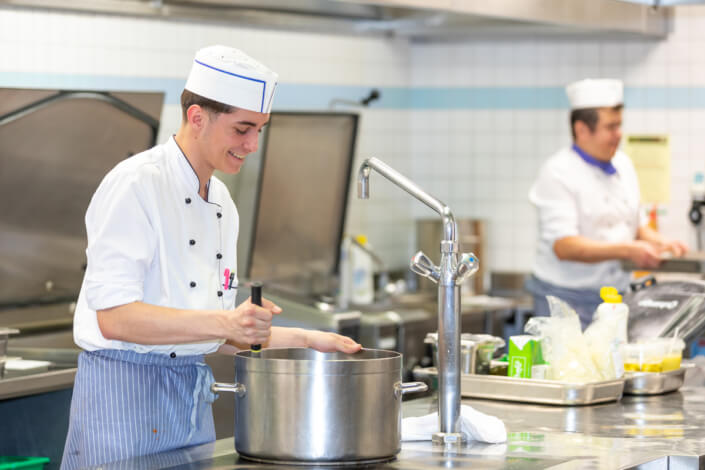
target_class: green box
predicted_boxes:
[508,335,542,379]
[0,457,49,470]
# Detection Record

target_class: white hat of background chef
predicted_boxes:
[184,45,278,114]
[565,79,623,110]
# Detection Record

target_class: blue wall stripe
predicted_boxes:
[275,83,412,110]
[3,72,705,110]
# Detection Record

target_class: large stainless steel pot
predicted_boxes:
[212,348,427,465]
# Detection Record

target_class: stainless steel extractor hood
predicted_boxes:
[0,0,673,38]
[618,0,704,5]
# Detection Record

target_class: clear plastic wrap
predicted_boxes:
[583,301,628,380]
[525,296,602,383]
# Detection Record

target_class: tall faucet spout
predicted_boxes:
[356,157,468,445]
[357,158,457,242]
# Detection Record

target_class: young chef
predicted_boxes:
[526,78,688,327]
[61,45,361,469]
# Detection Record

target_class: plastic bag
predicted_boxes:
[583,301,628,380]
[525,296,602,383]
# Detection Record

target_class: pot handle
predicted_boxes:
[395,381,428,398]
[211,382,246,397]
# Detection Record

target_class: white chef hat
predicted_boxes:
[184,45,278,114]
[565,78,623,110]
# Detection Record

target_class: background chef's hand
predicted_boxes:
[661,239,688,257]
[222,297,281,345]
[628,240,662,269]
[305,330,362,354]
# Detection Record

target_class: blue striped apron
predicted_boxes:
[60,349,217,470]
[525,275,606,329]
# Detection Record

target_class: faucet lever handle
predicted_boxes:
[410,251,440,284]
[455,252,479,285]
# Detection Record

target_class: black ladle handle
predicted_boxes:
[250,282,262,352]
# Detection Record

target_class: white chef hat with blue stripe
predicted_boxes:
[566,78,623,110]
[185,45,278,114]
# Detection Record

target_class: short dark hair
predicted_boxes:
[570,104,623,139]
[180,89,235,122]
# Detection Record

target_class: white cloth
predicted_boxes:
[73,136,238,355]
[185,45,278,113]
[401,405,506,443]
[566,78,623,109]
[529,146,646,291]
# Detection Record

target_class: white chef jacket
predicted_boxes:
[529,146,647,291]
[73,136,238,355]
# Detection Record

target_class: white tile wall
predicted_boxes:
[3,4,705,278]
[408,5,705,275]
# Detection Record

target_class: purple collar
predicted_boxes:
[572,144,617,175]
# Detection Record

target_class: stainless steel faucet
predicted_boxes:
[358,157,479,445]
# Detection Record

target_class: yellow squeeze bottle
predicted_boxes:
[597,286,629,377]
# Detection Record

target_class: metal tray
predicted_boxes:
[415,367,624,406]
[623,365,692,395]
[460,374,624,406]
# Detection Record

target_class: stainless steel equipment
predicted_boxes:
[6,0,672,39]
[468,334,506,374]
[0,328,19,356]
[0,88,163,307]
[425,332,476,374]
[416,368,624,406]
[212,348,427,465]
[417,218,485,296]
[227,112,358,298]
[358,157,478,445]
[425,332,505,375]
[625,279,705,343]
[0,327,19,378]
[623,364,692,395]
[458,375,624,406]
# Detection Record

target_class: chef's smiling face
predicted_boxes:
[200,108,269,174]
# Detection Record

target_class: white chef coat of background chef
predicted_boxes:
[529,143,646,291]
[73,136,238,355]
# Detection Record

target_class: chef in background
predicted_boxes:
[526,78,688,327]
[61,45,360,470]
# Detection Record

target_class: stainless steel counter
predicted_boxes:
[0,347,78,400]
[93,385,705,469]
[0,368,76,400]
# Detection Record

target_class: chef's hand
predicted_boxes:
[222,297,282,345]
[628,240,662,269]
[305,330,362,354]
